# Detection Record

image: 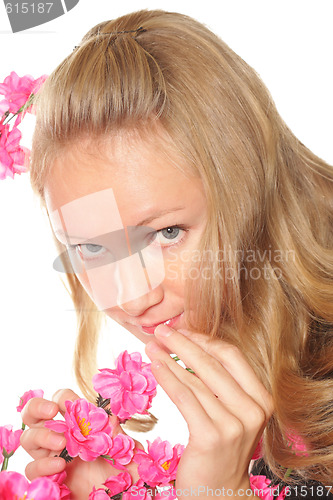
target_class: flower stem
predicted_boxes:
[1,456,9,472]
[96,394,112,415]
[0,448,14,471]
[284,467,293,479]
[57,447,73,463]
[101,454,115,464]
[171,355,195,374]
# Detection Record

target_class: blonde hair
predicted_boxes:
[30,10,333,481]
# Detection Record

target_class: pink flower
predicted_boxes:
[0,471,61,499]
[0,425,23,463]
[251,438,263,460]
[0,71,47,114]
[286,432,308,456]
[104,470,132,495]
[0,123,29,179]
[123,479,153,500]
[93,351,158,420]
[104,433,135,468]
[89,487,110,499]
[250,474,286,500]
[17,389,44,412]
[47,471,71,499]
[0,100,9,115]
[134,437,184,487]
[45,398,112,461]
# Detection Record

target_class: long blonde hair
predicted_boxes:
[30,9,333,482]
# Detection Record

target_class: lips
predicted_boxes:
[140,312,183,335]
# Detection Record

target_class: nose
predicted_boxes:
[115,254,164,316]
[117,284,164,316]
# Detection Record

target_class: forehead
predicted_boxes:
[44,130,200,216]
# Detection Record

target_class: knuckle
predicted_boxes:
[19,429,29,448]
[226,418,244,441]
[52,388,77,406]
[219,343,240,361]
[247,404,266,430]
[25,460,38,481]
[52,388,67,402]
[21,398,35,423]
[203,427,221,448]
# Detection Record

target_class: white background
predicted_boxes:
[0,0,332,476]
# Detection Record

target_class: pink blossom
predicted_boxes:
[45,398,112,461]
[0,100,9,115]
[93,351,158,420]
[0,123,29,179]
[47,471,71,499]
[134,437,184,487]
[0,471,61,499]
[89,487,110,499]
[0,425,23,463]
[104,433,135,468]
[250,474,286,499]
[17,389,44,412]
[123,479,153,500]
[286,432,308,456]
[0,71,47,114]
[104,470,132,495]
[251,438,263,460]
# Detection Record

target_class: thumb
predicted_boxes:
[52,388,80,416]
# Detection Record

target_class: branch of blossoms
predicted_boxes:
[1,343,302,499]
[93,350,158,422]
[0,71,47,180]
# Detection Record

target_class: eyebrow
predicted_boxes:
[135,206,186,226]
[53,206,186,241]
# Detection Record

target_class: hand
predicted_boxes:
[145,326,273,498]
[20,389,142,499]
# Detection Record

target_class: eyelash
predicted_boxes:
[70,225,189,261]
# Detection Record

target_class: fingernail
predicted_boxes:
[52,435,66,449]
[146,341,161,353]
[151,359,164,369]
[178,329,191,336]
[155,323,172,337]
[41,402,56,417]
[50,457,66,469]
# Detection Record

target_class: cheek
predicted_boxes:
[164,247,200,287]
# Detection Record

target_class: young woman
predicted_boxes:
[20,9,333,499]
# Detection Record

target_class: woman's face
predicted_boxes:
[44,130,207,344]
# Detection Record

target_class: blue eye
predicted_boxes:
[75,243,106,260]
[160,227,180,239]
[153,226,187,247]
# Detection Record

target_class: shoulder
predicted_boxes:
[251,459,333,500]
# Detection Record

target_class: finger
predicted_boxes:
[146,339,260,429]
[153,325,270,423]
[52,388,80,416]
[20,427,66,460]
[25,456,66,481]
[149,358,219,441]
[178,329,274,418]
[21,398,59,428]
